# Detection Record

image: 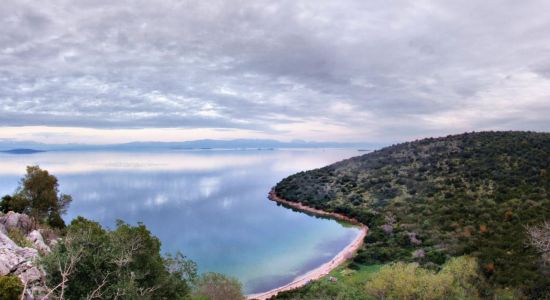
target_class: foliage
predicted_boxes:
[0,275,24,300]
[273,264,381,300]
[0,195,29,214]
[7,228,34,248]
[273,278,367,300]
[41,217,195,300]
[364,256,480,299]
[274,131,550,297]
[47,211,66,229]
[1,166,72,228]
[193,272,245,300]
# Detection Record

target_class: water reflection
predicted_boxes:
[0,149,360,294]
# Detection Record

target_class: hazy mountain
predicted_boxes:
[0,139,383,152]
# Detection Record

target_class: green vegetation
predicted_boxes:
[41,217,196,299]
[41,216,245,299]
[0,275,24,300]
[274,263,381,300]
[274,131,550,298]
[193,272,245,300]
[0,195,28,215]
[365,256,479,299]
[1,165,72,228]
[7,228,34,248]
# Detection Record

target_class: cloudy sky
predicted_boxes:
[1,0,550,144]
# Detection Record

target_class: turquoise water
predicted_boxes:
[0,148,360,294]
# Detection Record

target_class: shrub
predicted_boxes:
[7,228,34,248]
[193,272,245,300]
[46,211,66,229]
[365,256,480,299]
[0,195,29,214]
[0,275,24,300]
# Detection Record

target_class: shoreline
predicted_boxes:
[247,191,368,300]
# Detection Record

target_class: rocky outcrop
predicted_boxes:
[0,211,34,234]
[0,212,53,299]
[28,230,51,254]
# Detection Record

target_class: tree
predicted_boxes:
[41,217,196,300]
[193,272,245,300]
[14,165,72,227]
[0,194,29,214]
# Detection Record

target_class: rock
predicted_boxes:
[11,261,43,286]
[0,228,18,250]
[0,221,48,300]
[0,211,34,234]
[0,231,39,276]
[28,230,51,253]
[407,232,422,246]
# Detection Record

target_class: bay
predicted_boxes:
[0,148,360,294]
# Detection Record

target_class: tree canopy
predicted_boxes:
[41,217,196,300]
[1,165,72,228]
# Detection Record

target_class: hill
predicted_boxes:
[0,149,45,154]
[273,131,550,297]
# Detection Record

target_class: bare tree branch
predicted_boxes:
[84,272,111,300]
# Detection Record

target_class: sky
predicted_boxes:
[1,0,550,144]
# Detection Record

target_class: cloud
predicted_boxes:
[1,0,550,142]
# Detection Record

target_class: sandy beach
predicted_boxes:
[247,191,368,300]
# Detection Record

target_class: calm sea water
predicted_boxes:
[0,148,360,294]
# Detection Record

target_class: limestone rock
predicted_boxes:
[0,219,48,300]
[28,230,51,253]
[0,231,39,275]
[0,211,34,234]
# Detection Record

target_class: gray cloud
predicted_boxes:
[1,0,550,142]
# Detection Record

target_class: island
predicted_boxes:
[0,149,46,154]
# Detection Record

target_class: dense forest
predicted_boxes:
[274,131,550,298]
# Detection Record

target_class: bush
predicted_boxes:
[0,275,24,300]
[0,195,29,214]
[365,256,480,299]
[7,228,34,248]
[46,211,66,229]
[193,272,245,300]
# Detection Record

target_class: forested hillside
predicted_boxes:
[274,131,550,298]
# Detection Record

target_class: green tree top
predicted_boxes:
[4,165,73,228]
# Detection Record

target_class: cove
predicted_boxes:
[0,148,361,294]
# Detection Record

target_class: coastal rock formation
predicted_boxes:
[0,212,53,299]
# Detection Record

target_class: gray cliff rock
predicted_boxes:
[0,211,34,234]
[0,212,51,299]
[28,230,51,254]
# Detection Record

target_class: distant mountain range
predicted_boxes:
[0,139,383,152]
